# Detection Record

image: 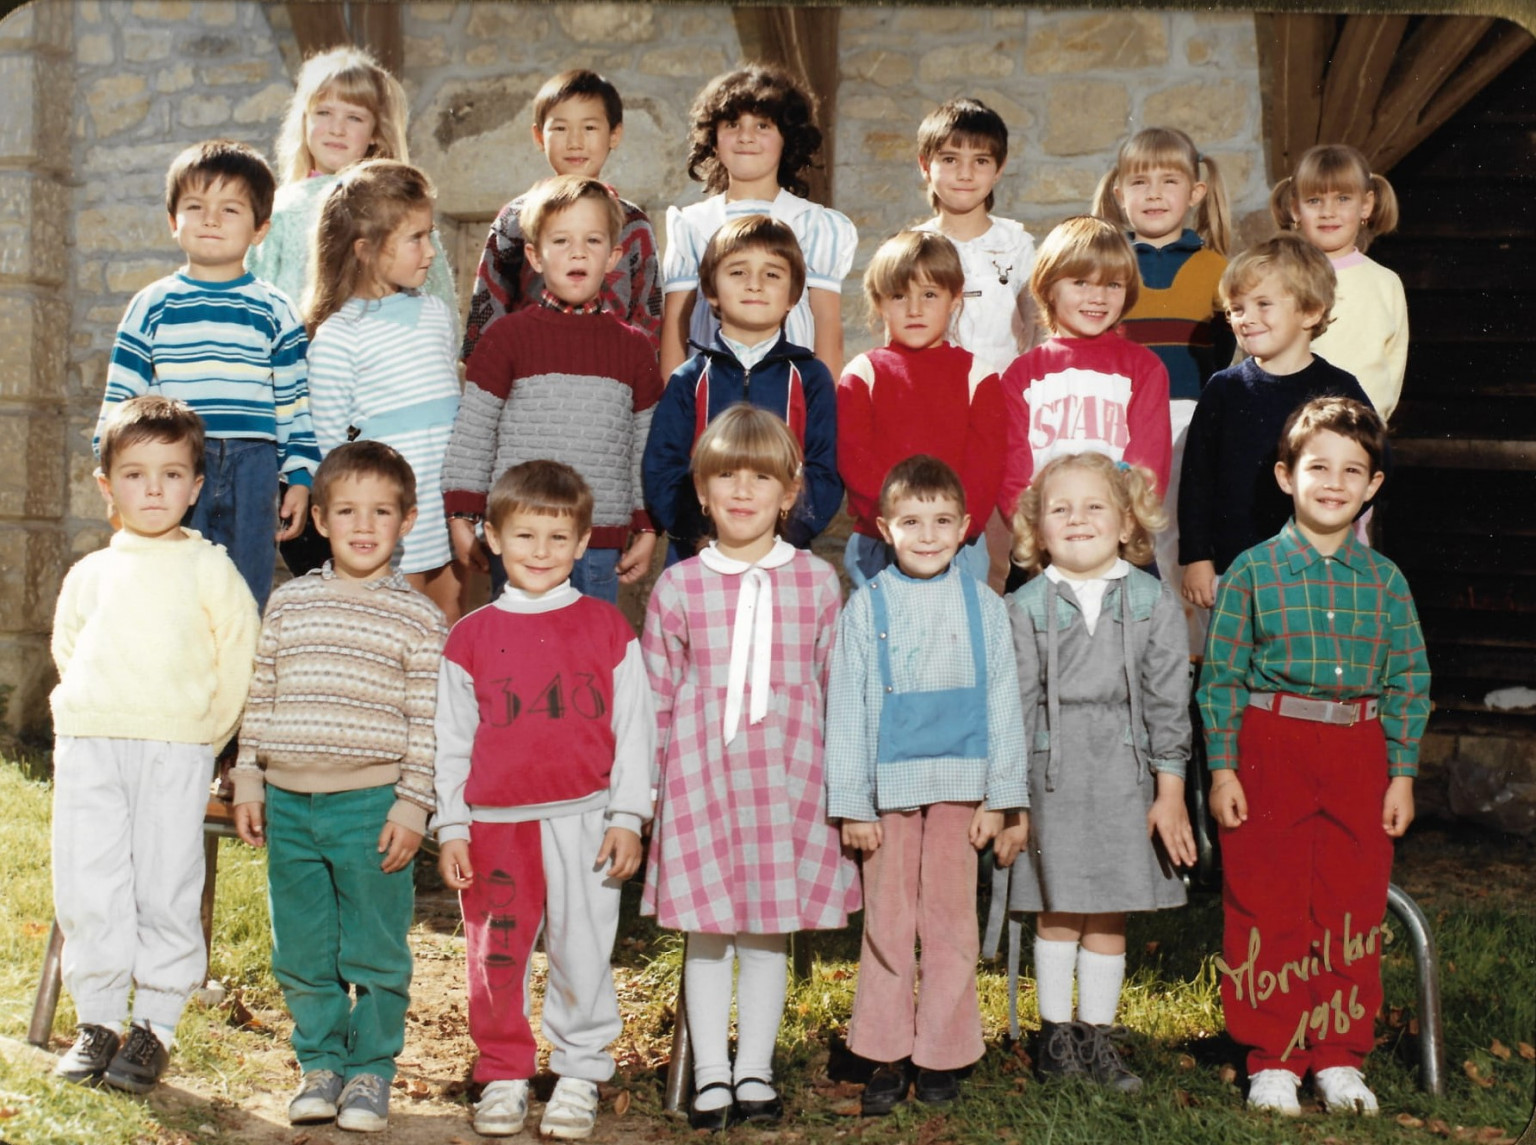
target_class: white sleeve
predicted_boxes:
[605,638,657,833]
[430,656,480,843]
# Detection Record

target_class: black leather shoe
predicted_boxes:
[103,1025,169,1094]
[54,1023,120,1085]
[1036,1020,1089,1080]
[1083,1024,1143,1094]
[687,1082,737,1131]
[915,1067,961,1105]
[860,1059,914,1116]
[733,1077,783,1125]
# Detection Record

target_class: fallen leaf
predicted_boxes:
[829,1098,862,1117]
[1409,1017,1421,1036]
[1175,1053,1196,1071]
[1463,1060,1495,1088]
[612,1090,631,1116]
[1144,940,1160,954]
[0,1107,18,1120]
[290,1135,310,1145]
[21,921,47,939]
[1174,1089,1194,1107]
[447,1137,473,1145]
[1426,1116,1452,1136]
[1520,1042,1536,1061]
[1397,1113,1425,1128]
[1474,1129,1512,1143]
[1490,1039,1511,1060]
[1218,1064,1238,1084]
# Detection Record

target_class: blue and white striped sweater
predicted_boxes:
[96,272,320,483]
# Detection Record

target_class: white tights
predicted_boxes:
[684,932,788,1108]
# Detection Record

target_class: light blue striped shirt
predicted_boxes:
[96,272,320,483]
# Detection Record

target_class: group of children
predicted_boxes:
[48,41,1430,1138]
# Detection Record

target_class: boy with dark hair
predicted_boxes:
[461,68,662,356]
[435,460,655,1140]
[446,175,663,606]
[1200,396,1429,1118]
[51,395,259,1093]
[233,440,448,1133]
[95,137,320,610]
[913,98,1037,372]
[642,214,841,564]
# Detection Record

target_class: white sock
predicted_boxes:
[684,932,735,1110]
[1075,948,1126,1026]
[1033,936,1079,1023]
[732,934,787,1100]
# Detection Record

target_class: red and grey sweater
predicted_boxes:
[836,341,1005,539]
[445,305,662,549]
[997,332,1172,520]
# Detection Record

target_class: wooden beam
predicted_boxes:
[1255,13,1334,184]
[1317,15,1410,150]
[732,7,839,207]
[282,2,402,75]
[1374,22,1535,171]
[1367,15,1493,158]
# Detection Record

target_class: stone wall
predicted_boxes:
[0,1,1270,734]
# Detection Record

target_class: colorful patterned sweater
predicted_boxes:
[1120,230,1235,401]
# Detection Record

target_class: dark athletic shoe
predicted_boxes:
[915,1067,962,1105]
[1036,1020,1089,1081]
[103,1024,169,1094]
[288,1069,344,1123]
[860,1059,914,1116]
[1083,1024,1143,1094]
[54,1023,120,1085]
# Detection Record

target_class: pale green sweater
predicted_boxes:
[246,174,460,322]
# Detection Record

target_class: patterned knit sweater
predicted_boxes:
[460,189,661,358]
[446,304,662,549]
[232,566,449,835]
[1120,230,1235,402]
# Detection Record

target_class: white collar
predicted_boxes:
[1043,558,1131,586]
[1045,559,1130,636]
[699,538,796,743]
[492,580,579,614]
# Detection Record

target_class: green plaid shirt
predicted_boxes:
[1198,520,1431,776]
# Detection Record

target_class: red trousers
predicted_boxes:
[1218,704,1393,1077]
[847,803,985,1070]
[463,820,545,1082]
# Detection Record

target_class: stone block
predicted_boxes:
[180,31,239,59]
[466,6,547,43]
[233,82,289,126]
[971,88,1035,134]
[1143,80,1250,144]
[1021,164,1103,205]
[155,60,194,92]
[0,288,69,402]
[0,632,59,741]
[1043,81,1128,156]
[197,1,237,26]
[85,72,150,136]
[201,59,270,85]
[639,45,728,79]
[412,3,454,22]
[77,32,114,66]
[464,42,499,68]
[840,94,904,122]
[1025,13,1168,74]
[131,0,191,20]
[557,3,655,43]
[69,440,107,521]
[0,57,37,162]
[844,50,914,88]
[919,42,1017,84]
[0,173,69,286]
[415,77,542,216]
[1209,149,1253,203]
[862,130,914,164]
[0,408,66,520]
[405,34,450,68]
[893,8,983,35]
[123,25,174,62]
[177,93,231,128]
[993,10,1028,30]
[105,257,167,295]
[76,203,168,256]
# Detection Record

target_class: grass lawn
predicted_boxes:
[1,755,1532,1144]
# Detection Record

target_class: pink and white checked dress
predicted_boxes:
[641,542,860,934]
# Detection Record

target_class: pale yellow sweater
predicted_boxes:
[50,528,259,749]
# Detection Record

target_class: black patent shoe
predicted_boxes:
[687,1082,737,1131]
[860,1058,914,1116]
[733,1077,783,1125]
[1036,1020,1089,1081]
[1083,1024,1143,1094]
[103,1024,169,1094]
[915,1067,961,1105]
[54,1023,120,1085]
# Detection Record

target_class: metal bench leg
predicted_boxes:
[663,947,691,1114]
[27,921,65,1049]
[1386,883,1445,1096]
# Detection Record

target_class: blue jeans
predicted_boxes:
[183,438,279,609]
[489,546,621,605]
[843,532,990,590]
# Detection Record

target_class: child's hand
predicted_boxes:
[450,517,489,574]
[993,813,1030,867]
[276,484,310,542]
[1382,775,1415,837]
[377,821,423,873]
[438,838,473,889]
[840,820,882,854]
[1209,769,1248,829]
[969,806,1005,851]
[1147,778,1198,867]
[1181,561,1218,608]
[618,532,657,584]
[596,826,643,880]
[232,801,265,848]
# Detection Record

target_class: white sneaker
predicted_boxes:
[1246,1069,1302,1115]
[473,1078,530,1137]
[1314,1066,1379,1116]
[539,1076,600,1140]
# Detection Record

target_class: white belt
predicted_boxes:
[1248,691,1379,726]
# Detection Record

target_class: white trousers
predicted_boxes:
[51,736,212,1029]
[539,809,625,1081]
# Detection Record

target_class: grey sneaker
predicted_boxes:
[288,1069,345,1123]
[336,1072,390,1133]
[54,1023,120,1085]
[473,1078,530,1136]
[540,1076,600,1139]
